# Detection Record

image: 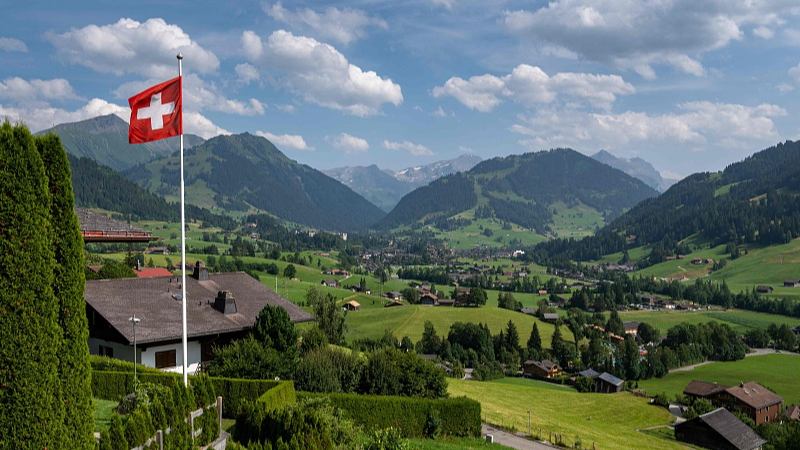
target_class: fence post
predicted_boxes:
[217,396,223,438]
[156,430,163,450]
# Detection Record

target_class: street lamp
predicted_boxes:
[129,315,141,381]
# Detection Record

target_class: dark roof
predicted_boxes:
[437,299,455,305]
[520,307,535,315]
[679,408,767,450]
[724,382,783,409]
[623,321,640,329]
[85,272,313,345]
[543,313,559,320]
[684,380,731,397]
[76,207,153,243]
[579,369,600,379]
[786,404,800,420]
[597,372,624,386]
[524,360,559,372]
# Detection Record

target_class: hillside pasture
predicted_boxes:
[638,353,800,405]
[619,309,800,337]
[449,378,680,450]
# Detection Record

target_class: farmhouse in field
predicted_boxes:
[623,321,639,336]
[542,313,559,323]
[783,280,800,288]
[343,300,360,311]
[84,262,313,372]
[683,380,783,425]
[321,279,338,288]
[420,292,438,305]
[755,285,773,294]
[595,372,624,393]
[522,360,561,378]
[674,408,766,450]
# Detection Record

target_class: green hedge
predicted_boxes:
[92,371,182,401]
[209,378,283,417]
[297,392,481,438]
[89,355,162,374]
[255,381,296,410]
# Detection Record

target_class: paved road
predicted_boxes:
[482,424,559,450]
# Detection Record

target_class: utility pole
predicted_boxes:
[129,315,141,381]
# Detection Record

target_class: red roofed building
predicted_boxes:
[133,268,174,278]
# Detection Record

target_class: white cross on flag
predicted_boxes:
[128,76,182,144]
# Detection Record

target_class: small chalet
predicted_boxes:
[684,380,729,400]
[145,247,170,255]
[520,307,536,315]
[675,408,766,450]
[384,300,405,308]
[321,279,338,288]
[343,301,360,311]
[386,291,403,300]
[623,322,640,336]
[542,313,559,323]
[595,372,624,393]
[84,262,313,372]
[784,280,800,288]
[420,293,439,306]
[755,286,773,294]
[522,360,562,378]
[436,298,456,307]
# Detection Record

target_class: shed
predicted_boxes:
[674,408,766,450]
[595,372,624,393]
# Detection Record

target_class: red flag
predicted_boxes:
[128,76,182,144]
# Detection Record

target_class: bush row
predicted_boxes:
[255,381,296,411]
[296,392,481,438]
[210,377,283,417]
[89,355,162,374]
[92,371,181,401]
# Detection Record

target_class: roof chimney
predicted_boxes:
[214,290,237,315]
[193,260,209,281]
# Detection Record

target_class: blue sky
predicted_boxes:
[2,0,800,177]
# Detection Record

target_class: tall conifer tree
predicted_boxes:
[0,122,64,448]
[37,133,95,448]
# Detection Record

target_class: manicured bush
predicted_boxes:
[210,377,283,417]
[91,371,182,401]
[89,355,161,374]
[255,381,297,410]
[0,122,64,449]
[296,392,481,438]
[37,133,96,449]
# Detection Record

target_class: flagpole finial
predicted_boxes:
[177,53,183,60]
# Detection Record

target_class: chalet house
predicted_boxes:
[84,262,313,372]
[538,290,548,295]
[343,301,360,311]
[595,372,624,393]
[638,294,661,307]
[386,291,403,300]
[684,380,783,425]
[784,280,800,288]
[623,322,640,336]
[321,279,338,288]
[420,293,439,305]
[520,307,536,316]
[436,298,456,307]
[755,286,773,294]
[384,300,404,308]
[145,247,170,255]
[675,408,766,450]
[522,360,562,378]
[542,313,559,323]
[691,258,703,265]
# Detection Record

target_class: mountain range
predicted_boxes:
[323,154,483,211]
[37,114,204,172]
[375,148,660,231]
[591,150,677,192]
[124,132,385,231]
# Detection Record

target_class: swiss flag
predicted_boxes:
[128,76,182,144]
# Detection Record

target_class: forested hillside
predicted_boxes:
[531,140,800,263]
[375,148,658,232]
[69,154,236,229]
[126,133,385,231]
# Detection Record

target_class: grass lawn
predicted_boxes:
[409,437,513,449]
[638,353,800,405]
[449,378,681,450]
[93,397,118,432]
[345,305,559,346]
[619,309,800,337]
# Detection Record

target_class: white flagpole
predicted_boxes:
[178,53,188,387]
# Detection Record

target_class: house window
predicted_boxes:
[99,345,113,357]
[155,350,177,369]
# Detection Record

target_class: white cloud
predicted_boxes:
[510,102,786,153]
[503,0,798,78]
[777,83,795,92]
[328,132,369,153]
[789,63,800,83]
[433,64,634,112]
[431,0,456,10]
[0,37,27,52]
[256,131,314,150]
[383,139,434,156]
[275,104,297,113]
[46,18,219,79]
[458,145,474,153]
[115,74,265,116]
[235,63,260,84]
[265,2,387,45]
[241,30,402,116]
[432,106,449,117]
[0,78,81,103]
[0,98,127,133]
[184,111,230,139]
[660,170,684,180]
[753,26,775,39]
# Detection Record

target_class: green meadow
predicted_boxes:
[449,378,680,450]
[619,309,800,337]
[638,353,800,405]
